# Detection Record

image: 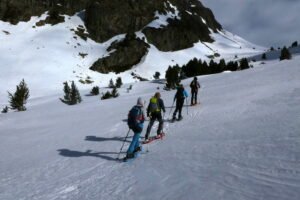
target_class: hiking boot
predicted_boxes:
[155,132,164,139]
[144,138,150,143]
[178,116,183,120]
[126,153,135,159]
[133,146,142,153]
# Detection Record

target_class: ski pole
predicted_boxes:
[186,98,189,115]
[117,129,131,160]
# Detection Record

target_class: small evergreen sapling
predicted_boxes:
[153,71,161,80]
[101,91,112,100]
[8,79,30,111]
[112,87,119,98]
[1,106,9,113]
[108,79,115,88]
[280,46,292,61]
[115,77,123,88]
[60,81,82,105]
[90,86,100,95]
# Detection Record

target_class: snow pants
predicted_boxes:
[173,99,185,118]
[145,112,163,139]
[127,132,141,156]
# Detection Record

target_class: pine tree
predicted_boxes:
[218,59,226,73]
[108,79,115,88]
[8,79,30,111]
[60,82,71,104]
[262,53,267,60]
[90,86,100,95]
[115,77,123,88]
[239,58,250,70]
[60,81,82,105]
[153,71,161,80]
[1,106,8,113]
[165,65,180,89]
[112,87,119,98]
[291,41,298,48]
[70,81,82,104]
[280,46,292,60]
[101,91,112,100]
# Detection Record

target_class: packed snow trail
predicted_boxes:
[1,57,300,200]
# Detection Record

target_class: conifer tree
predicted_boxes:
[280,46,292,60]
[90,86,100,95]
[108,79,115,88]
[8,79,30,111]
[115,77,123,88]
[165,65,180,89]
[70,81,82,104]
[101,91,112,100]
[262,53,267,60]
[61,82,71,103]
[60,81,82,105]
[239,58,250,70]
[2,106,8,113]
[291,41,298,48]
[112,87,119,98]
[218,59,226,73]
[153,71,161,80]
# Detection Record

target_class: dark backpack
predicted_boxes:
[127,106,141,129]
[175,88,185,100]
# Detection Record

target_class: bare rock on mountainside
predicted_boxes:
[90,33,150,74]
[0,0,222,73]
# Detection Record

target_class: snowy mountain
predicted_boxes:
[0,0,265,104]
[1,53,299,200]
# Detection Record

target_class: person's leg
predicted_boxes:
[195,91,198,104]
[127,133,140,157]
[145,118,155,140]
[178,99,184,118]
[157,113,164,134]
[173,101,179,119]
[191,91,194,105]
[133,133,141,152]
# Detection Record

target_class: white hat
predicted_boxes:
[137,97,144,106]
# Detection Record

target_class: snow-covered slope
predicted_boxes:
[0,12,265,105]
[1,54,299,200]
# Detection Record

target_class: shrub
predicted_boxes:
[108,79,115,88]
[90,86,100,95]
[1,106,9,113]
[115,77,123,88]
[280,46,292,61]
[8,79,30,111]
[153,71,161,80]
[60,81,82,105]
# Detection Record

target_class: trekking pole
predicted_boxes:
[117,129,131,160]
[186,98,189,115]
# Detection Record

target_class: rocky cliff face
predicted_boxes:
[0,0,86,24]
[0,0,222,74]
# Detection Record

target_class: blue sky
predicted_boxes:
[201,0,300,47]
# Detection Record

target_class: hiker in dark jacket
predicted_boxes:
[172,84,188,121]
[145,92,166,141]
[190,77,201,105]
[126,97,145,159]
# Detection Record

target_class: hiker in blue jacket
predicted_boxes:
[172,84,188,121]
[126,97,145,159]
